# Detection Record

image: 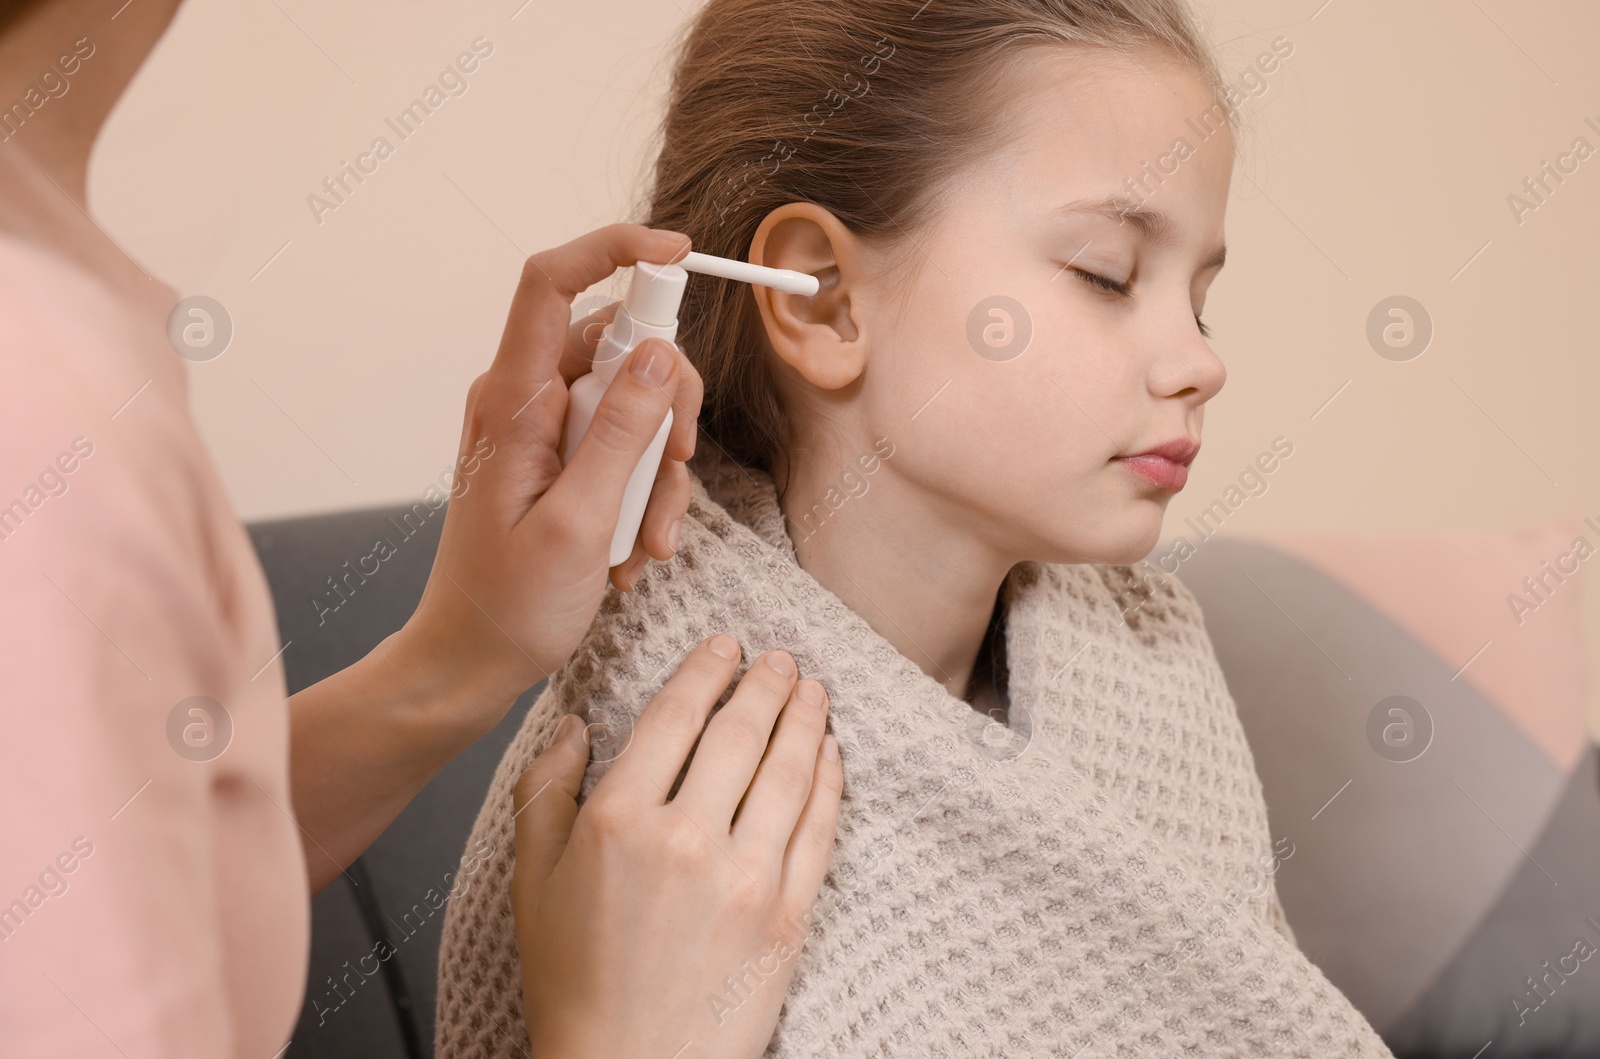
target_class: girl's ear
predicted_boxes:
[748,203,868,391]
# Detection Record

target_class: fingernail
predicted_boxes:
[796,679,826,707]
[764,651,797,677]
[552,713,580,749]
[823,734,839,762]
[630,342,674,386]
[667,517,683,553]
[708,634,740,660]
[654,232,690,262]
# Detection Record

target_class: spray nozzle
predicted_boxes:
[590,252,821,383]
[619,251,820,328]
[676,251,820,297]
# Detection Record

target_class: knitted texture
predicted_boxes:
[434,446,1394,1058]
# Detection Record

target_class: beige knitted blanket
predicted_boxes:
[434,446,1393,1058]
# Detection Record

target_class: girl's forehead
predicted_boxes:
[947,52,1233,250]
[1007,48,1221,146]
[980,61,1231,183]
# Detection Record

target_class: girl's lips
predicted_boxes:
[1116,454,1189,491]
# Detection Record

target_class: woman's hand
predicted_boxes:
[288,223,704,891]
[400,222,703,725]
[510,635,844,1059]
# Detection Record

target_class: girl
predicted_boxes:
[439,0,1394,1055]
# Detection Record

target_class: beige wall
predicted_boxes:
[94,0,682,519]
[95,0,1600,711]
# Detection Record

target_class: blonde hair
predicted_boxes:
[644,0,1230,476]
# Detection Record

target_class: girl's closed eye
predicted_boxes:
[1072,267,1130,297]
[1071,267,1213,337]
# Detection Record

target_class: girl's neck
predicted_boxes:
[776,448,1013,703]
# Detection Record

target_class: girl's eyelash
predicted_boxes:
[1071,268,1212,339]
[1073,268,1129,297]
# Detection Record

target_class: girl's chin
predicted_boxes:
[1025,514,1165,567]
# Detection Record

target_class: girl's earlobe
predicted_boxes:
[767,283,867,390]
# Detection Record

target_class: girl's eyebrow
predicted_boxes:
[1054,195,1227,270]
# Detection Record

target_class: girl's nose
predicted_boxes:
[1151,323,1226,404]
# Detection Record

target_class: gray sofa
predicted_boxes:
[252,505,1600,1059]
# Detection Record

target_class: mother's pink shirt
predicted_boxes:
[0,146,307,1056]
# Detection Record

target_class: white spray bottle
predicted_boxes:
[561,250,820,568]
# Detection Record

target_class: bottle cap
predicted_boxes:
[623,261,689,327]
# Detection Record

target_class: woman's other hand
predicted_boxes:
[404,222,702,728]
[510,635,843,1059]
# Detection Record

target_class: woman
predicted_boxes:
[0,0,840,1056]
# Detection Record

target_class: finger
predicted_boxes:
[777,734,843,921]
[664,349,703,462]
[610,544,647,592]
[559,300,620,386]
[639,455,691,561]
[493,224,691,399]
[534,338,678,556]
[731,678,829,854]
[600,635,743,803]
[610,542,648,592]
[443,334,570,536]
[562,306,698,462]
[510,714,592,893]
[438,372,497,522]
[609,454,688,592]
[672,650,800,829]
